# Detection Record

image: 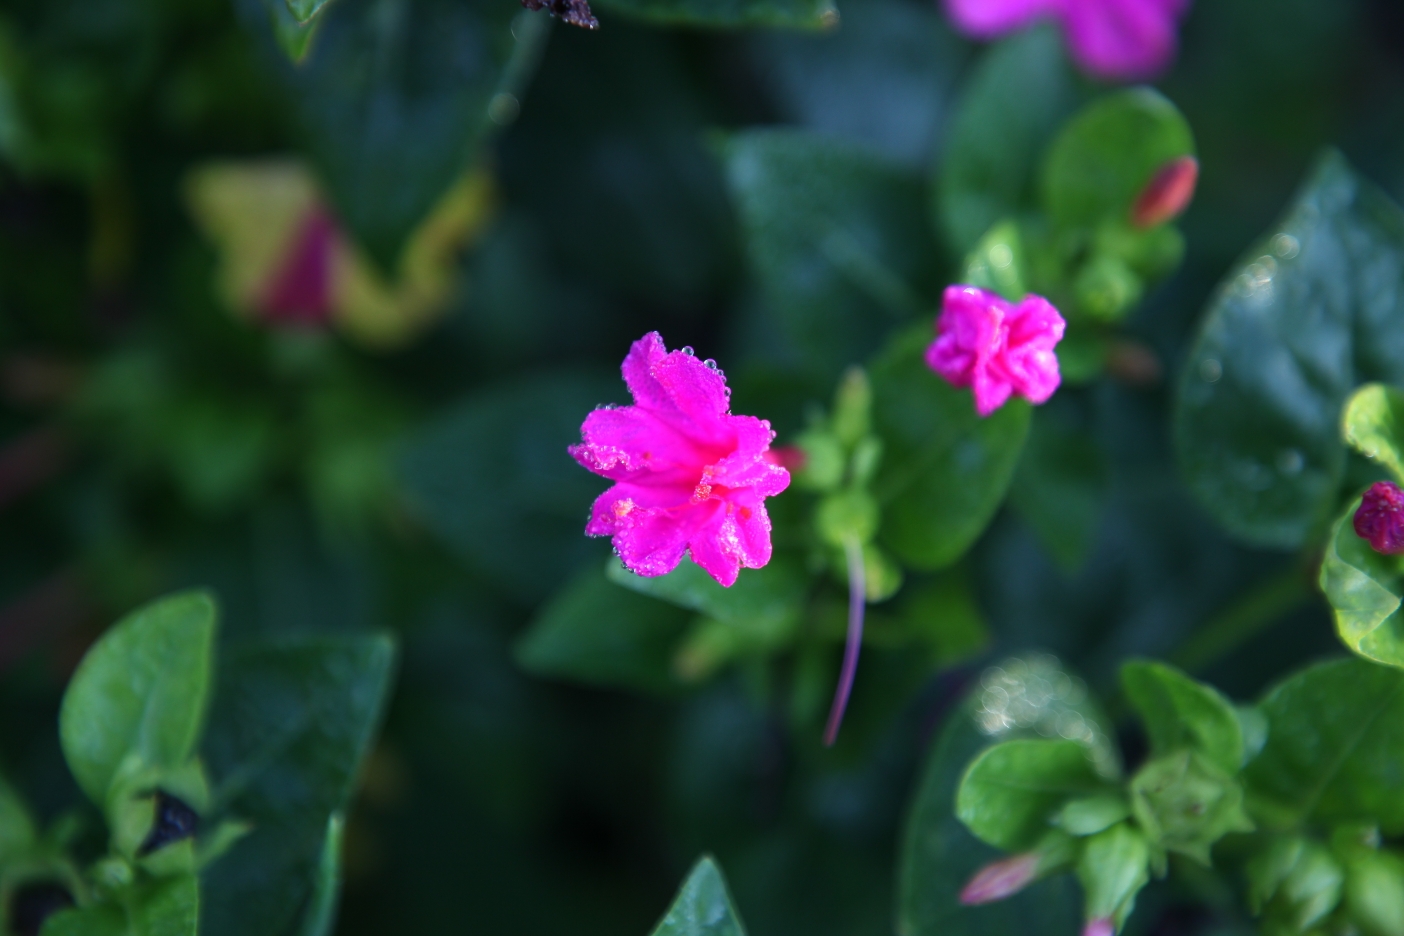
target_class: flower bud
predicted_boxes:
[960,851,1041,905]
[1082,918,1115,936]
[1355,481,1404,555]
[1130,156,1198,229]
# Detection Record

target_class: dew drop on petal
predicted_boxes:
[682,346,695,356]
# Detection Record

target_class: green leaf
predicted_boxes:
[397,372,622,603]
[0,773,36,862]
[1321,496,1404,668]
[515,567,692,693]
[296,814,344,936]
[240,0,541,265]
[1008,407,1106,574]
[1244,657,1404,832]
[1343,383,1404,483]
[897,670,1088,936]
[59,591,218,807]
[936,26,1077,253]
[258,0,321,62]
[130,875,199,936]
[722,129,940,385]
[42,904,129,936]
[607,555,807,631]
[200,633,395,936]
[594,0,833,29]
[285,0,335,25]
[871,326,1031,570]
[1175,151,1404,548]
[1040,88,1194,231]
[648,856,747,936]
[956,739,1109,852]
[1121,659,1244,773]
[1054,795,1129,837]
[1075,823,1150,929]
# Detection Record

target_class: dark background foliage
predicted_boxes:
[1,0,1403,933]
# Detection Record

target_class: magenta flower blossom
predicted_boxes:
[1354,481,1404,555]
[927,286,1066,417]
[945,0,1190,82]
[570,332,791,587]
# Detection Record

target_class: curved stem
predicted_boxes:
[823,534,867,746]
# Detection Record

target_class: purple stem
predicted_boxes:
[824,535,867,746]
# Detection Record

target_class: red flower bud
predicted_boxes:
[1130,156,1198,229]
[1355,481,1404,555]
[959,852,1041,905]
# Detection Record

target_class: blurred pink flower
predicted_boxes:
[1355,481,1404,555]
[927,286,1065,417]
[960,851,1042,905]
[570,332,791,587]
[945,0,1190,82]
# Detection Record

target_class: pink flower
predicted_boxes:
[927,286,1065,417]
[570,333,791,587]
[1354,481,1404,555]
[944,0,1190,82]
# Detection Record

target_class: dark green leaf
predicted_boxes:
[723,130,940,385]
[42,905,129,936]
[130,875,199,936]
[397,372,621,603]
[515,567,692,693]
[286,0,335,25]
[1008,407,1106,574]
[595,0,832,29]
[1040,88,1194,231]
[1121,659,1244,773]
[200,633,395,936]
[897,670,1087,936]
[1320,496,1404,668]
[607,556,807,629]
[59,591,217,806]
[296,814,344,936]
[956,738,1109,851]
[1244,657,1404,832]
[0,773,36,862]
[871,326,1030,570]
[1175,151,1404,548]
[935,26,1076,253]
[648,856,746,936]
[1343,383,1404,483]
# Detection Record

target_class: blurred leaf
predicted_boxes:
[608,556,807,630]
[1343,383,1404,483]
[397,371,620,603]
[43,905,129,936]
[723,129,939,384]
[1008,407,1106,574]
[1075,823,1149,928]
[897,682,1083,936]
[1175,151,1404,549]
[1040,88,1194,231]
[515,568,691,693]
[871,326,1030,570]
[240,0,537,265]
[868,571,987,666]
[956,738,1109,851]
[200,633,395,936]
[936,26,1076,254]
[596,0,832,29]
[0,773,36,862]
[258,0,320,62]
[59,591,217,806]
[1121,659,1244,773]
[41,876,198,936]
[1320,496,1404,668]
[1243,657,1404,832]
[296,814,343,936]
[649,856,746,936]
[286,0,335,25]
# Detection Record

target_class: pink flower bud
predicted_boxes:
[1083,918,1115,936]
[926,286,1065,417]
[1131,156,1198,229]
[1355,481,1404,555]
[960,852,1042,905]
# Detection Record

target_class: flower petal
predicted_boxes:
[570,405,714,486]
[1061,0,1179,81]
[620,331,673,412]
[945,0,1058,38]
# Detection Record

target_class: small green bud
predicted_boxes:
[1128,750,1253,866]
[831,368,872,448]
[816,489,878,549]
[849,436,882,488]
[1076,822,1151,931]
[862,544,903,603]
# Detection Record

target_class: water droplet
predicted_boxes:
[1272,233,1300,260]
[989,244,1013,269]
[682,346,695,356]
[703,358,718,370]
[1199,358,1222,382]
[487,92,520,126]
[1277,448,1304,475]
[1234,273,1257,297]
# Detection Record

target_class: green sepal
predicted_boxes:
[1076,822,1152,931]
[1129,750,1253,866]
[1055,794,1131,837]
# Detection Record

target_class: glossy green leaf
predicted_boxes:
[1343,383,1404,483]
[897,674,1087,936]
[200,633,395,936]
[871,326,1031,570]
[595,0,832,29]
[516,567,692,693]
[1321,496,1404,668]
[648,856,746,936]
[956,738,1109,852]
[59,591,217,807]
[1040,88,1194,231]
[1121,659,1244,773]
[1175,151,1404,548]
[1244,657,1404,832]
[723,130,940,384]
[936,26,1076,253]
[397,372,622,603]
[1008,407,1106,574]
